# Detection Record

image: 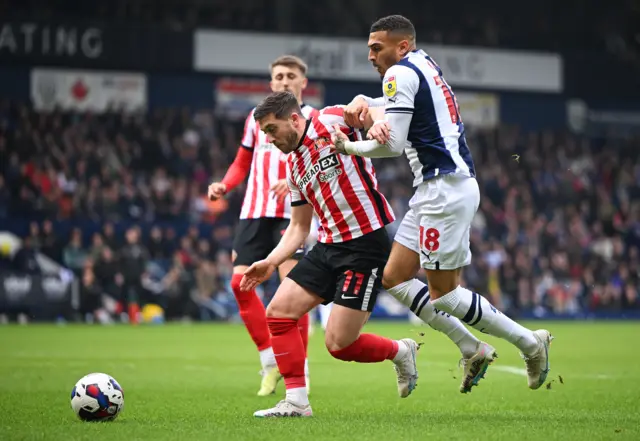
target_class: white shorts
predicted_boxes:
[393,174,480,270]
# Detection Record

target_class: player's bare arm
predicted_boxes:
[343,95,387,129]
[241,203,313,291]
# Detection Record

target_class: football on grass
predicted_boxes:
[70,373,124,422]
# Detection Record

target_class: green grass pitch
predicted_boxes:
[1,321,639,440]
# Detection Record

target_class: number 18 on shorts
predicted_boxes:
[403,175,480,271]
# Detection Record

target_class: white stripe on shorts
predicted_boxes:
[361,268,378,311]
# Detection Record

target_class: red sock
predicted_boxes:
[329,333,399,363]
[297,313,309,357]
[231,273,271,351]
[267,317,306,389]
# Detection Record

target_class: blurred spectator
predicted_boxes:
[147,226,166,260]
[0,175,10,219]
[26,222,42,250]
[159,252,196,320]
[63,229,87,276]
[94,246,122,301]
[195,259,237,321]
[102,223,120,251]
[40,220,61,262]
[80,264,110,324]
[89,233,107,262]
[12,236,40,274]
[119,227,149,312]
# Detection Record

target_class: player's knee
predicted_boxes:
[324,329,357,353]
[382,266,411,290]
[265,302,283,319]
[265,297,303,320]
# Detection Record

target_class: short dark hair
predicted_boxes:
[270,55,308,76]
[370,15,416,41]
[254,91,302,121]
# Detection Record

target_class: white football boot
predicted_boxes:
[253,400,313,418]
[521,329,553,389]
[393,338,419,398]
[460,341,498,393]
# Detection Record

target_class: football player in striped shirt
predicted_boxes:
[208,56,319,397]
[240,91,419,417]
[337,15,552,392]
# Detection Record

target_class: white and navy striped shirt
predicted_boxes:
[383,49,475,186]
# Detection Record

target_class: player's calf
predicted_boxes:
[382,241,484,375]
[324,305,419,398]
[428,282,552,389]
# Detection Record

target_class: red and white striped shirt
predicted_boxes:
[287,106,395,244]
[239,104,318,219]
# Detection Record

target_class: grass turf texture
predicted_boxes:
[1,322,639,441]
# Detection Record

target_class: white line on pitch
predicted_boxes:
[424,361,615,380]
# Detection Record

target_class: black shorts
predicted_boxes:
[232,218,305,267]
[287,228,391,312]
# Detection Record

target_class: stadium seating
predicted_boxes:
[2,103,639,321]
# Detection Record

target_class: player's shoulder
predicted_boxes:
[384,62,420,83]
[316,106,347,129]
[301,104,320,118]
[383,63,420,98]
[243,107,257,123]
[318,105,345,117]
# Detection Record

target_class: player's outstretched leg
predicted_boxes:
[254,279,320,418]
[430,283,552,390]
[413,175,551,390]
[278,259,311,395]
[382,239,496,393]
[388,278,497,392]
[325,304,419,398]
[230,272,281,396]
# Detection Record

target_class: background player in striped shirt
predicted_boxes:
[335,15,553,392]
[207,56,319,396]
[240,91,419,418]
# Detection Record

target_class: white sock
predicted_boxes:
[286,387,309,407]
[304,358,309,377]
[387,280,480,358]
[392,340,409,362]
[431,286,538,354]
[259,347,276,369]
